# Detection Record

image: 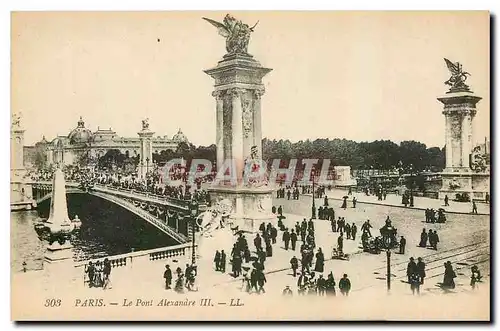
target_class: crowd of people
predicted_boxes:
[83,258,112,289]
[418,228,440,250]
[424,208,447,223]
[29,165,211,205]
[163,263,198,293]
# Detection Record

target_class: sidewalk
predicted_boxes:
[318,189,490,215]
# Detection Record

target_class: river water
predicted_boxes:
[11,194,178,273]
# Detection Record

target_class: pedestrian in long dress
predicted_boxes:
[163,264,172,290]
[314,248,325,273]
[407,257,417,283]
[419,229,428,247]
[443,261,456,289]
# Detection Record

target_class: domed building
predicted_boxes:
[68,117,93,145]
[172,128,189,143]
[27,116,185,167]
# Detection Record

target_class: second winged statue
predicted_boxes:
[444,58,471,92]
[203,14,259,55]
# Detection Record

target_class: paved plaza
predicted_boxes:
[322,188,490,215]
[13,192,490,310]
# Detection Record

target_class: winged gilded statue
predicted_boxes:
[142,118,149,130]
[203,14,259,55]
[444,58,470,91]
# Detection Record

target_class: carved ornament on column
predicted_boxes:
[242,99,253,137]
[212,90,225,100]
[228,87,246,98]
[253,89,265,99]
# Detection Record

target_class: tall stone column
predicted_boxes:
[203,33,274,231]
[213,90,225,171]
[445,116,453,169]
[230,88,244,183]
[137,121,154,181]
[461,115,469,168]
[253,89,264,159]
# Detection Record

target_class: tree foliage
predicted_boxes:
[262,138,445,172]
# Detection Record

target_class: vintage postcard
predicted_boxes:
[10,11,490,321]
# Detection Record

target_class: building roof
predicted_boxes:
[68,116,93,145]
[172,128,188,143]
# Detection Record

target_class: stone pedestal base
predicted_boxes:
[44,242,74,268]
[208,185,275,233]
[439,171,490,201]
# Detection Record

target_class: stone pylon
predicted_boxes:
[204,53,275,232]
[44,168,75,267]
[46,168,72,227]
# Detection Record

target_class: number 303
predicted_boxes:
[45,299,61,307]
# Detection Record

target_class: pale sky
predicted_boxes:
[12,11,490,148]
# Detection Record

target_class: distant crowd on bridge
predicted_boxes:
[28,166,211,205]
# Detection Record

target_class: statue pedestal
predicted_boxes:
[439,171,490,201]
[437,87,489,202]
[208,185,275,233]
[43,242,75,275]
[44,242,74,263]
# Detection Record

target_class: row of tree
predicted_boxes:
[36,138,445,173]
[261,138,445,172]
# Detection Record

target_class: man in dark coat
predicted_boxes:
[283,228,290,250]
[416,257,426,284]
[290,229,298,251]
[407,257,417,283]
[419,229,428,247]
[317,275,327,296]
[429,230,439,250]
[254,234,262,251]
[361,220,372,237]
[163,264,172,289]
[351,223,357,240]
[259,222,266,234]
[257,269,267,294]
[339,274,351,296]
[214,250,221,271]
[307,218,314,232]
[265,237,273,257]
[345,223,351,240]
[399,236,406,254]
[331,218,337,232]
[290,256,299,277]
[472,201,478,214]
[220,250,226,273]
[278,205,283,215]
[270,226,278,244]
[337,234,344,254]
[295,222,301,237]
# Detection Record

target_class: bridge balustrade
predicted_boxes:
[149,245,187,261]
[74,243,193,270]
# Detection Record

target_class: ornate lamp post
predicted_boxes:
[189,200,200,267]
[311,169,316,219]
[146,157,150,174]
[381,229,398,292]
